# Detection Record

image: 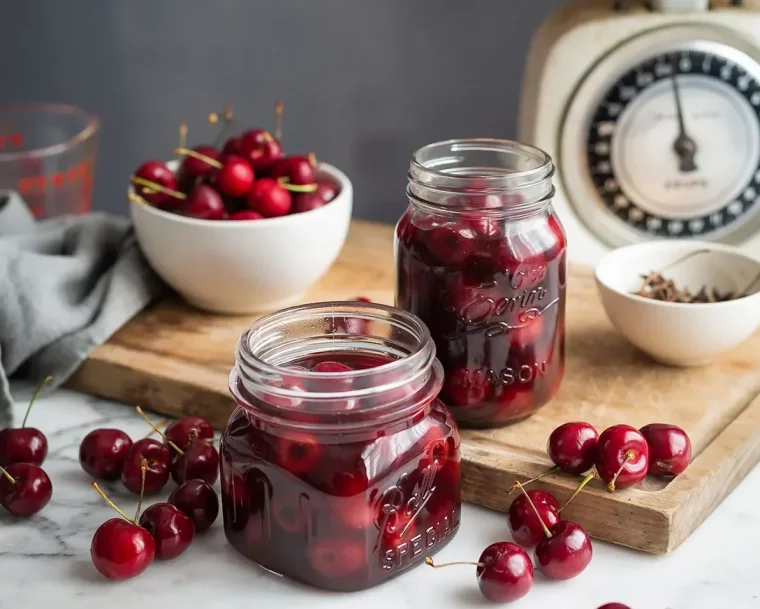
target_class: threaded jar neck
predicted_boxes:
[408,138,555,219]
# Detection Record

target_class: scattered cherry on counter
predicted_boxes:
[0,463,52,517]
[639,423,692,476]
[139,502,195,560]
[508,489,560,548]
[547,421,599,475]
[121,437,172,495]
[164,416,215,451]
[595,425,650,491]
[79,428,133,480]
[90,461,155,580]
[168,479,219,532]
[0,376,51,467]
[425,541,534,603]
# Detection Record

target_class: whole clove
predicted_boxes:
[634,271,738,304]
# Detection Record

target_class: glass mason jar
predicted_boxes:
[222,302,461,592]
[395,139,567,429]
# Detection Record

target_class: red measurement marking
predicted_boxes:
[10,132,22,147]
[17,177,35,195]
[67,166,79,182]
[52,172,65,187]
[0,135,6,149]
[29,205,45,219]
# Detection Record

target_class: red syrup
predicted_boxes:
[221,350,461,592]
[396,209,566,427]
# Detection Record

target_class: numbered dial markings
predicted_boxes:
[587,48,760,238]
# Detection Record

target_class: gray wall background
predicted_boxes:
[2,0,566,224]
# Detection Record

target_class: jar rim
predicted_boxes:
[410,138,554,190]
[231,301,443,430]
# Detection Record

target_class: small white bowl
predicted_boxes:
[595,241,760,367]
[130,162,352,314]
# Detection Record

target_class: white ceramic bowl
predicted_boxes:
[130,162,352,314]
[595,241,760,367]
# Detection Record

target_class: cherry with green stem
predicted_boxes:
[0,462,53,517]
[91,460,155,580]
[514,482,593,580]
[425,542,534,603]
[0,376,52,467]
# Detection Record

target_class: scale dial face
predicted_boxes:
[561,26,760,246]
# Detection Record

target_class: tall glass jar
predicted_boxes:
[395,139,567,428]
[222,302,461,592]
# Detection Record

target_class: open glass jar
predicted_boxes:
[395,139,567,428]
[222,302,461,592]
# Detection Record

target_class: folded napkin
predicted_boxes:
[0,191,167,425]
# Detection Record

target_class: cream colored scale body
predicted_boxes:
[519,0,760,264]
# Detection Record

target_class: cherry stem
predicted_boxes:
[277,178,318,193]
[173,148,222,169]
[514,481,552,538]
[307,152,317,167]
[0,465,16,485]
[608,452,635,492]
[178,122,188,152]
[424,557,484,569]
[130,176,187,200]
[142,418,168,439]
[211,105,235,148]
[134,459,147,522]
[274,100,283,141]
[92,482,134,524]
[558,471,599,514]
[21,375,52,428]
[135,406,184,455]
[506,465,558,495]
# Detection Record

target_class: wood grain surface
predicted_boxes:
[66,219,760,554]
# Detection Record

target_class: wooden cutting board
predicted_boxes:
[66,219,760,555]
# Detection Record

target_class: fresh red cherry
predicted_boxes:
[222,136,242,156]
[177,145,219,183]
[312,361,353,373]
[90,479,155,580]
[595,425,649,491]
[271,154,316,185]
[425,542,533,603]
[170,440,220,485]
[424,224,476,266]
[308,537,366,579]
[508,489,560,547]
[444,367,492,407]
[246,178,292,217]
[535,520,593,580]
[183,184,225,220]
[138,502,195,560]
[121,439,171,495]
[291,191,326,214]
[272,496,307,533]
[0,376,51,467]
[239,131,282,173]
[547,422,599,475]
[315,179,338,203]
[639,423,692,476]
[229,210,263,220]
[91,518,155,580]
[214,154,255,198]
[276,432,322,474]
[597,605,632,609]
[164,417,214,451]
[476,542,533,602]
[133,161,178,207]
[0,463,52,516]
[168,479,219,532]
[79,429,133,480]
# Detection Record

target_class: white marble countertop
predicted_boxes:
[0,383,758,609]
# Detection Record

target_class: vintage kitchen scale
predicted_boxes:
[519,0,760,263]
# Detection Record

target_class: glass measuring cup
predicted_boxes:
[0,103,99,218]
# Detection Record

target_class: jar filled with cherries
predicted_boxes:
[221,302,461,592]
[395,139,567,428]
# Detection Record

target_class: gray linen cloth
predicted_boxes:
[0,191,166,425]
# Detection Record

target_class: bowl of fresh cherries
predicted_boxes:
[128,104,352,314]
